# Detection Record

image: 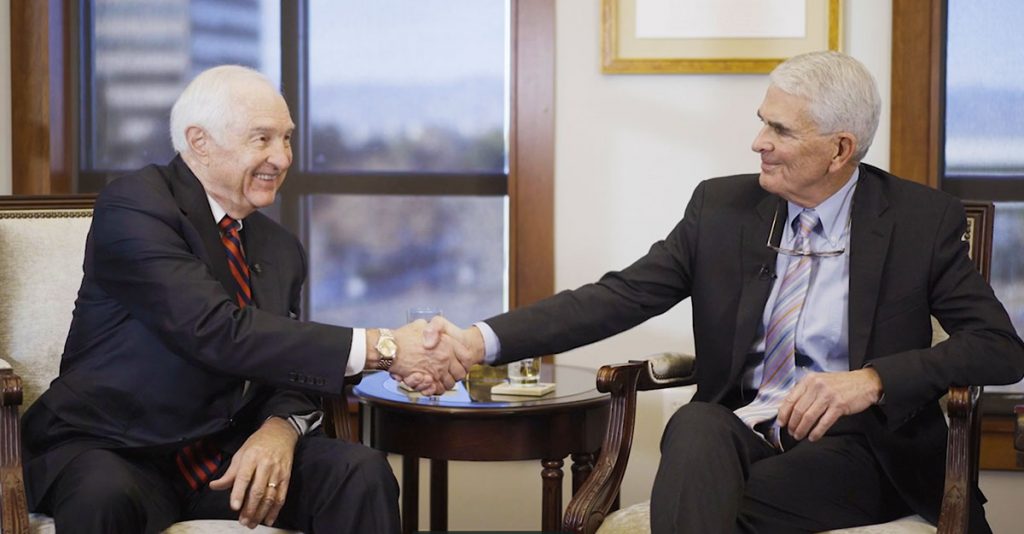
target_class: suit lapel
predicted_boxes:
[241,215,280,312]
[168,157,238,299]
[729,194,783,383]
[848,167,893,369]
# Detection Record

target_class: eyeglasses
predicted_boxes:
[765,205,849,257]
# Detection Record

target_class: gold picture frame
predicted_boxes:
[602,0,842,74]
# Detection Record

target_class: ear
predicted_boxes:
[185,126,210,163]
[828,133,858,173]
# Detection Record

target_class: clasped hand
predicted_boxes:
[387,317,485,395]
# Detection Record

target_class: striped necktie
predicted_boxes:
[174,215,252,490]
[219,215,253,307]
[735,209,820,448]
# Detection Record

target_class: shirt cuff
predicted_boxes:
[474,321,501,365]
[270,412,323,437]
[289,411,323,436]
[347,328,366,376]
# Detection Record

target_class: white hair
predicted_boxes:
[769,51,881,161]
[169,65,280,154]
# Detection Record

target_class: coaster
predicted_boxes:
[491,381,556,397]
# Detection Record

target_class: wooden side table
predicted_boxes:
[353,364,610,533]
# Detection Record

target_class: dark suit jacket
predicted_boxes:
[486,164,1024,529]
[22,157,352,508]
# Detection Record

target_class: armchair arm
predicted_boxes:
[935,385,981,534]
[0,359,30,534]
[322,373,363,443]
[564,353,696,534]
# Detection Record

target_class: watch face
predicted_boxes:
[378,337,398,358]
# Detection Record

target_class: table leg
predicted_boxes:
[541,458,564,531]
[402,456,419,534]
[430,459,448,531]
[570,452,595,494]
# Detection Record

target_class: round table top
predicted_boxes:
[353,364,607,415]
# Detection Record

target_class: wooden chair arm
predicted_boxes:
[564,353,697,534]
[936,385,981,534]
[0,365,30,534]
[323,373,363,443]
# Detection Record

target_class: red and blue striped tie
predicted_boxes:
[175,215,252,490]
[219,215,253,307]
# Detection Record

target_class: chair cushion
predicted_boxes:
[0,209,93,408]
[29,514,301,533]
[596,501,936,534]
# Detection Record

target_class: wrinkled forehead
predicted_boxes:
[759,85,816,125]
[227,85,295,132]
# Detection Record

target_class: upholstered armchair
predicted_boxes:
[564,201,994,534]
[0,196,351,533]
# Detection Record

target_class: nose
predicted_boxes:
[751,125,771,154]
[267,140,292,170]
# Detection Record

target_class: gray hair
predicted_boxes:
[769,51,881,161]
[169,65,279,154]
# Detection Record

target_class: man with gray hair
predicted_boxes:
[427,50,1024,532]
[21,65,466,533]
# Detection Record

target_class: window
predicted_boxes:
[943,0,1024,400]
[17,0,553,327]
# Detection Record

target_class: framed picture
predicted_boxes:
[602,0,842,74]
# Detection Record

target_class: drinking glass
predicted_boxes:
[407,306,443,323]
[507,358,540,386]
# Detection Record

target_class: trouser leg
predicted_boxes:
[737,433,911,534]
[650,402,776,534]
[40,448,181,534]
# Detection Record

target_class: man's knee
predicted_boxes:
[297,438,397,497]
[343,443,395,484]
[661,402,740,452]
[47,450,161,531]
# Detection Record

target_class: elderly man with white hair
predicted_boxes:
[427,50,1024,533]
[21,65,467,533]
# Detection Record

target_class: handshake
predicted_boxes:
[369,316,486,395]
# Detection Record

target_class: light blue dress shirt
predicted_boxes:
[744,168,859,389]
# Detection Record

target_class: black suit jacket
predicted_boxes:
[486,164,1024,528]
[22,157,352,507]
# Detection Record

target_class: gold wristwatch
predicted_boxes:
[375,328,398,370]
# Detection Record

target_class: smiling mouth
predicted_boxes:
[253,172,278,182]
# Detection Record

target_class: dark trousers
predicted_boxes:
[39,434,400,534]
[650,402,911,534]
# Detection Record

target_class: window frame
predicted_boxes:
[892,0,1024,470]
[10,0,554,312]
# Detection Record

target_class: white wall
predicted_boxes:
[1,0,12,195]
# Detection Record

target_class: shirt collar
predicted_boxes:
[206,194,244,231]
[785,167,859,246]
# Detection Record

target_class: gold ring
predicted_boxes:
[267,482,278,489]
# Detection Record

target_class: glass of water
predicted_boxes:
[407,306,443,323]
[507,358,540,386]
